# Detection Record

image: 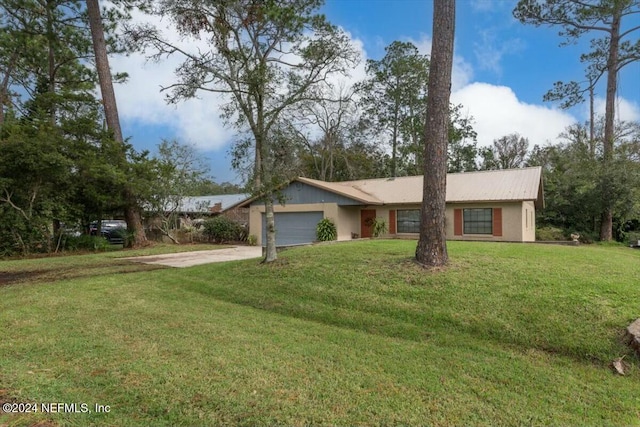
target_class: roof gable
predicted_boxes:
[279,180,372,206]
[234,167,544,208]
[296,177,382,204]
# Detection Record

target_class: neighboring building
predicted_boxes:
[176,194,250,226]
[147,194,250,230]
[174,194,250,217]
[236,167,544,246]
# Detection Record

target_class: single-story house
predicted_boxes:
[234,167,544,245]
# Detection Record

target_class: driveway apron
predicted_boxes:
[123,246,262,268]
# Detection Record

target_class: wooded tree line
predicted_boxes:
[0,0,638,259]
[0,0,123,255]
[528,120,640,242]
[0,0,226,255]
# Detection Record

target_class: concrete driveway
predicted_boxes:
[123,246,262,268]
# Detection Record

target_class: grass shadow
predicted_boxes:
[0,262,167,287]
[174,244,635,368]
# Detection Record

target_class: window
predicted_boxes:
[463,208,492,234]
[397,209,420,233]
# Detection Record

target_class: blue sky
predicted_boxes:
[112,0,640,185]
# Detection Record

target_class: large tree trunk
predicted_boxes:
[87,0,123,142]
[599,2,621,242]
[86,0,147,247]
[254,110,278,263]
[252,109,274,263]
[589,81,595,155]
[123,190,147,247]
[263,197,277,263]
[415,0,455,268]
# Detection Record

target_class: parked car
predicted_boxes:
[90,220,127,244]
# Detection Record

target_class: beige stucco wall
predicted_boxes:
[445,202,525,242]
[249,202,355,246]
[522,200,536,242]
[249,200,536,245]
[379,201,533,242]
[337,206,361,240]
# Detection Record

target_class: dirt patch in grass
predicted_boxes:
[0,388,58,427]
[261,258,290,267]
[0,262,167,287]
[0,387,13,405]
[0,271,48,286]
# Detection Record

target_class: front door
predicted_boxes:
[360,209,376,238]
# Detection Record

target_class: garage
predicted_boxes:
[261,211,323,246]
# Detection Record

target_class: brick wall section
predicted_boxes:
[223,207,250,226]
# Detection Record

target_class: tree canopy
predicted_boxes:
[128,0,359,261]
[357,41,430,177]
[514,0,640,240]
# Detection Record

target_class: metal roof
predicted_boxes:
[235,167,544,208]
[175,194,250,213]
[295,167,544,208]
[446,167,543,206]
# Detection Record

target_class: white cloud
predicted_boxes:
[409,34,567,148]
[110,10,369,152]
[592,96,640,122]
[409,34,473,91]
[110,10,583,163]
[110,10,235,151]
[470,0,495,12]
[328,29,368,88]
[452,55,474,92]
[451,83,577,147]
[410,33,432,56]
[473,29,524,76]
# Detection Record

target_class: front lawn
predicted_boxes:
[1,241,638,426]
[0,243,227,286]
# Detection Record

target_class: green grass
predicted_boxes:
[1,240,639,426]
[0,243,228,285]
